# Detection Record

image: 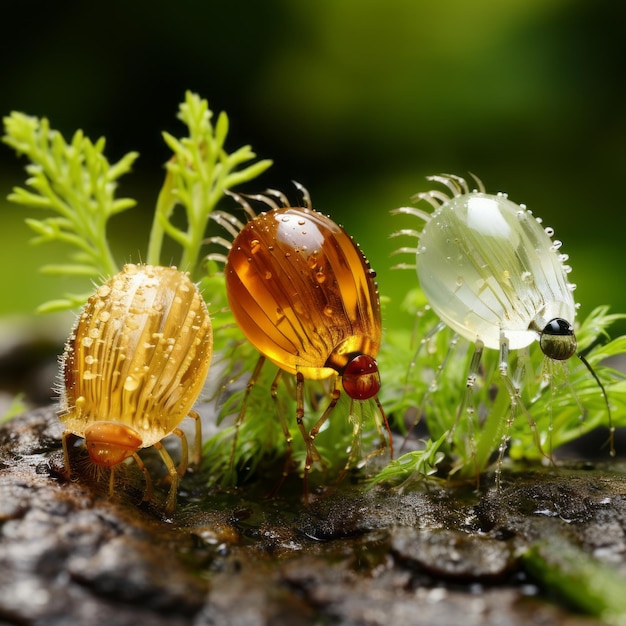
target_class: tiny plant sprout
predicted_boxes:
[59,264,213,513]
[209,184,391,495]
[392,174,613,485]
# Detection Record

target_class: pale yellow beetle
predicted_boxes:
[59,264,213,512]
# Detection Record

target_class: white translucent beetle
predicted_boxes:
[393,174,612,482]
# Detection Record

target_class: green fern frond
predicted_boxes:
[2,112,139,309]
[146,91,272,273]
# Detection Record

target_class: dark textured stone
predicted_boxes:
[391,527,516,581]
[0,406,624,625]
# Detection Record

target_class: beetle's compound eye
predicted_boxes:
[539,318,577,361]
[342,354,381,400]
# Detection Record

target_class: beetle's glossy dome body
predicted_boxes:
[225,207,381,393]
[392,175,614,477]
[416,189,576,351]
[60,264,213,461]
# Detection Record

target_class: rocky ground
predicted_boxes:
[1,406,625,625]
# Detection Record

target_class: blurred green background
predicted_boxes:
[1,0,625,342]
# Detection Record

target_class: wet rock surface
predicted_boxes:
[1,406,625,625]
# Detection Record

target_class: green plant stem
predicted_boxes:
[146,168,176,266]
[472,381,509,475]
[523,538,626,622]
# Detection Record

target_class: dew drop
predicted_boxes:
[97,285,112,299]
[544,227,555,237]
[265,271,272,280]
[324,305,333,317]
[124,375,140,391]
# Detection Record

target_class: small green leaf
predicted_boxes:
[39,264,100,277]
[36,293,93,314]
[369,432,447,488]
[0,394,27,423]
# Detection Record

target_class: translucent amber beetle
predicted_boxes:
[59,264,213,512]
[393,174,612,482]
[211,184,391,492]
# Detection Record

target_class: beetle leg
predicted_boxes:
[270,369,295,489]
[451,338,484,485]
[496,335,548,490]
[61,430,74,479]
[152,442,179,514]
[171,427,189,478]
[296,372,334,499]
[128,452,153,504]
[186,409,202,467]
[228,354,266,483]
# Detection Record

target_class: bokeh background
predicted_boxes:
[1,0,625,392]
